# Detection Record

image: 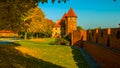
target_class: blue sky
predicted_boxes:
[38,0,120,29]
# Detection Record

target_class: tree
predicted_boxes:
[41,19,55,37]
[1,0,116,33]
[21,7,54,39]
[77,26,84,30]
[21,7,45,39]
[0,0,67,32]
[114,0,116,2]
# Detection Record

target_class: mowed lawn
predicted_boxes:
[0,38,89,68]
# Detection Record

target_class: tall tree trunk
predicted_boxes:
[36,33,39,38]
[31,33,34,39]
[24,32,27,40]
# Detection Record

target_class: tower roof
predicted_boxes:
[61,13,67,20]
[67,8,77,17]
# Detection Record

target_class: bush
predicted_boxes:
[63,34,71,44]
[49,38,70,46]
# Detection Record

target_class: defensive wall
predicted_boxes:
[71,28,120,68]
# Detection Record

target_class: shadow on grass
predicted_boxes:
[71,48,89,68]
[0,41,64,68]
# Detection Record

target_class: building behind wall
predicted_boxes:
[0,30,18,38]
[52,8,77,38]
[52,20,61,38]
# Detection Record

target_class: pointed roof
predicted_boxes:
[61,13,67,20]
[55,20,61,27]
[67,8,77,17]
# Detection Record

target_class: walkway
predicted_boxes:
[71,46,100,68]
[0,41,12,44]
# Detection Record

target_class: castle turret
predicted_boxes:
[65,8,77,35]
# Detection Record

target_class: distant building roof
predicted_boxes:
[67,8,77,17]
[61,13,67,20]
[0,30,13,33]
[55,20,61,27]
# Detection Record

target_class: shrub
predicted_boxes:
[63,34,71,44]
[49,38,70,46]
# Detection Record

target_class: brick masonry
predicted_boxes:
[71,28,120,67]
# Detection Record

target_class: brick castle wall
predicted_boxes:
[84,42,120,68]
[71,30,86,47]
[86,28,120,50]
[71,28,120,67]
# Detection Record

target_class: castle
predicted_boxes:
[52,8,77,38]
[51,7,120,67]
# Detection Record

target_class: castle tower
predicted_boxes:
[65,8,77,35]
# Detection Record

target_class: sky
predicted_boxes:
[38,0,120,29]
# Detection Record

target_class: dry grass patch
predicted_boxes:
[29,38,50,42]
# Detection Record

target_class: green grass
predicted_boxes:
[15,38,89,68]
[0,38,89,68]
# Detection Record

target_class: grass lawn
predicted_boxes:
[0,38,89,68]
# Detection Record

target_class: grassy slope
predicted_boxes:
[15,38,89,68]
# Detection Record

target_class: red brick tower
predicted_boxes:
[65,8,77,35]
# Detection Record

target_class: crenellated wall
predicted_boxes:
[71,28,120,67]
[71,30,86,47]
[86,28,120,50]
[84,41,120,68]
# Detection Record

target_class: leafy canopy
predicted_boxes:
[22,7,54,38]
[0,0,67,31]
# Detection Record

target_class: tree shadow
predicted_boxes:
[71,47,89,68]
[73,40,84,48]
[0,42,64,68]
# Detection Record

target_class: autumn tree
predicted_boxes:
[21,7,54,39]
[0,0,116,33]
[20,7,44,39]
[0,0,67,32]
[39,19,55,37]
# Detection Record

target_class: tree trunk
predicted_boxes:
[24,32,27,40]
[36,33,39,38]
[31,33,34,39]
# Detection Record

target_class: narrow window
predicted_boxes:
[96,37,98,43]
[92,31,94,36]
[101,31,103,37]
[117,31,120,39]
[107,37,110,47]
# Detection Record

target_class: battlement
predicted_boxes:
[71,28,120,67]
[87,28,120,50]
